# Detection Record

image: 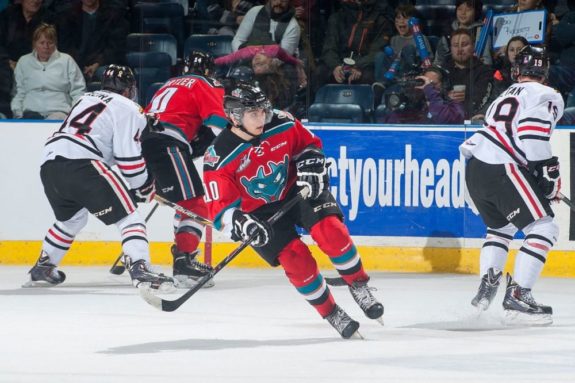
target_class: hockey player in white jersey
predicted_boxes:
[25,65,174,290]
[460,46,564,325]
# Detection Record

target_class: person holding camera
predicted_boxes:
[379,67,465,124]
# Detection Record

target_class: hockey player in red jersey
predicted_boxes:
[202,83,384,338]
[25,65,174,290]
[142,50,228,288]
[460,46,564,325]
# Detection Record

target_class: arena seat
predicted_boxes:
[184,34,233,58]
[308,84,374,123]
[414,5,455,37]
[126,52,172,104]
[132,2,185,55]
[126,33,178,66]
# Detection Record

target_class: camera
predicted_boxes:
[384,73,425,112]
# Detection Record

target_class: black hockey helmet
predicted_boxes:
[224,82,272,129]
[512,45,549,82]
[101,64,137,100]
[183,50,215,77]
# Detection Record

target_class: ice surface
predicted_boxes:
[0,267,574,382]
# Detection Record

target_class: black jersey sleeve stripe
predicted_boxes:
[114,155,144,162]
[518,135,551,141]
[518,117,552,127]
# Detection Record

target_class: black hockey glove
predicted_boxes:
[295,148,328,199]
[131,175,156,203]
[530,156,561,200]
[190,125,217,159]
[230,210,272,248]
[145,113,164,132]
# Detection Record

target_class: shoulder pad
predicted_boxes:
[193,74,224,88]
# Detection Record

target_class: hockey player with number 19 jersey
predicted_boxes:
[460,46,564,325]
[203,83,384,338]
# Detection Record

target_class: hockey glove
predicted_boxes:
[132,175,156,203]
[531,157,561,200]
[231,210,272,248]
[145,113,164,132]
[295,148,328,199]
[190,125,217,159]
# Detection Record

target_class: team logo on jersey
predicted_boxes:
[204,145,220,167]
[240,155,288,203]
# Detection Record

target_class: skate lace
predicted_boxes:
[351,284,378,310]
[516,287,538,306]
[327,308,351,332]
[188,257,213,272]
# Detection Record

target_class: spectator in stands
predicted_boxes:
[549,0,575,100]
[373,4,434,86]
[434,0,492,68]
[0,0,55,69]
[444,28,493,120]
[215,44,306,87]
[313,0,393,91]
[491,36,528,96]
[196,0,262,35]
[232,0,300,56]
[378,66,464,124]
[0,49,12,118]
[56,0,129,81]
[11,23,86,120]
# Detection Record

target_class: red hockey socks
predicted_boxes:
[310,216,369,285]
[174,196,208,253]
[278,239,335,318]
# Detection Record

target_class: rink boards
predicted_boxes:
[1,121,574,276]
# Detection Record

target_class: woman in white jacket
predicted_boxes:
[11,23,86,120]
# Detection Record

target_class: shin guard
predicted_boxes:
[278,239,335,318]
[310,216,368,284]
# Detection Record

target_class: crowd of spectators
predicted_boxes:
[0,0,574,124]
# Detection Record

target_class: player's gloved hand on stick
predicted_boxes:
[295,149,328,199]
[132,176,156,203]
[231,210,272,247]
[145,112,164,132]
[531,156,561,200]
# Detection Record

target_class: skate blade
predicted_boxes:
[22,279,60,288]
[472,299,490,312]
[350,330,364,340]
[375,316,384,326]
[174,275,215,289]
[503,310,553,327]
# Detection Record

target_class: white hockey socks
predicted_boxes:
[480,224,517,276]
[41,209,88,264]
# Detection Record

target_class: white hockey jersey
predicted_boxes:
[460,81,564,166]
[42,90,149,189]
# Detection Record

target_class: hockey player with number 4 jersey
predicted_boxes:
[25,65,174,291]
[460,46,564,325]
[203,82,383,338]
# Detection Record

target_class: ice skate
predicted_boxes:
[502,274,553,326]
[471,268,502,311]
[325,305,362,339]
[22,253,66,287]
[127,257,176,293]
[349,279,384,325]
[172,245,215,288]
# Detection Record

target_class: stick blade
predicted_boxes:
[109,265,125,275]
[138,286,165,311]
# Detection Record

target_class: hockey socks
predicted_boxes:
[310,216,368,284]
[278,239,335,317]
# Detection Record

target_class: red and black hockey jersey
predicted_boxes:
[203,111,322,235]
[145,74,227,145]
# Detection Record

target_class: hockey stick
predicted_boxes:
[139,187,310,312]
[558,192,575,211]
[153,195,213,226]
[109,202,160,275]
